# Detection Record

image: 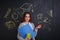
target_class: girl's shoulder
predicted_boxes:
[18,22,25,28]
[29,22,35,29]
[29,22,35,27]
[29,22,34,25]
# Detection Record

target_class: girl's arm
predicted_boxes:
[31,23,42,40]
[17,33,20,39]
[17,23,25,40]
[17,33,25,40]
[31,23,38,34]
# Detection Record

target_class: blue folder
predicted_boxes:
[18,23,36,39]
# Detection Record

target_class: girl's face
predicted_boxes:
[24,13,30,22]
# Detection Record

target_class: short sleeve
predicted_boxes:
[30,23,35,30]
[18,23,24,28]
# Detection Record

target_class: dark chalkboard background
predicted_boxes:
[0,0,60,40]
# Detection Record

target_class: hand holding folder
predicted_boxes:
[18,24,36,39]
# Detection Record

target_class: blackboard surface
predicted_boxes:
[0,0,60,40]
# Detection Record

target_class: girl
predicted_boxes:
[17,12,42,40]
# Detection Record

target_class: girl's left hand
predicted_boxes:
[36,24,42,29]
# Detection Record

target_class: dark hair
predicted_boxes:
[22,12,32,22]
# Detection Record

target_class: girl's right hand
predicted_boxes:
[25,33,30,40]
[25,38,30,40]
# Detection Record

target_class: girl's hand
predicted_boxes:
[25,38,30,40]
[36,24,42,29]
[25,33,30,40]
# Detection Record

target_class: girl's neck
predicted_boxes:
[24,21,29,23]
